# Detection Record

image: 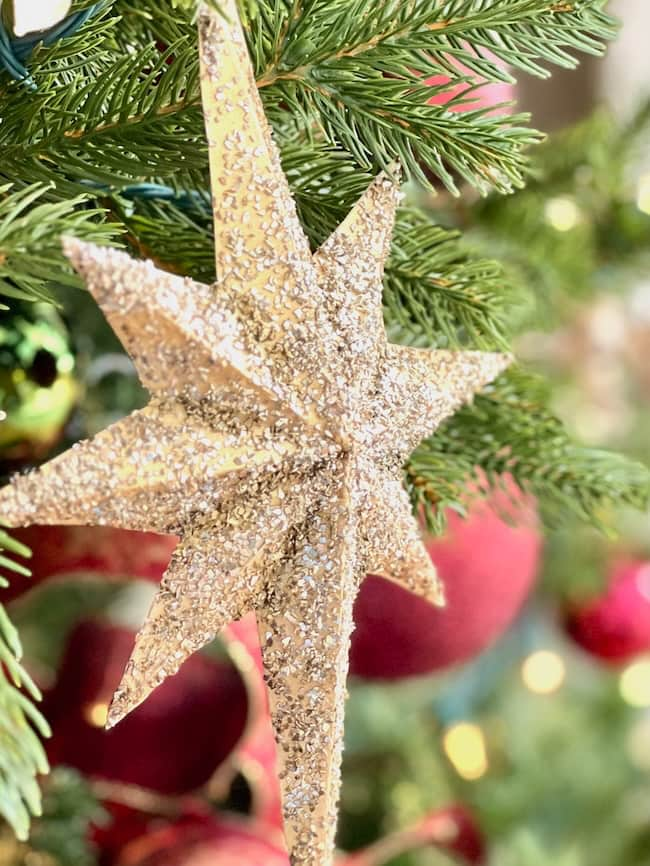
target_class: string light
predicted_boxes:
[544,196,581,231]
[83,701,109,728]
[11,1,72,37]
[521,650,566,695]
[620,660,650,708]
[636,174,650,215]
[442,722,488,780]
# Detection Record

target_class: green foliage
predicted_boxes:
[451,100,650,322]
[0,0,640,528]
[0,0,615,196]
[249,0,614,192]
[0,531,50,842]
[0,184,117,306]
[28,768,104,866]
[493,834,581,866]
[408,369,650,533]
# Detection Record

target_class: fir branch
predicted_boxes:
[0,184,118,305]
[254,0,616,80]
[386,208,516,349]
[251,0,615,192]
[0,530,50,842]
[264,69,539,194]
[454,101,650,321]
[0,0,615,198]
[407,368,650,533]
[0,41,205,195]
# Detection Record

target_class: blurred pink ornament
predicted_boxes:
[350,480,542,679]
[426,52,514,114]
[115,814,288,866]
[565,560,650,664]
[3,525,177,602]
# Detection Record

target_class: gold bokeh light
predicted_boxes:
[521,650,566,695]
[620,660,650,708]
[83,701,109,728]
[442,722,488,781]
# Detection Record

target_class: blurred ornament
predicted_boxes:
[426,53,513,115]
[565,560,650,664]
[0,829,58,866]
[2,525,177,603]
[0,529,282,834]
[115,814,287,866]
[43,621,249,795]
[0,304,77,467]
[350,482,541,678]
[341,805,486,865]
[4,0,72,37]
[220,615,283,831]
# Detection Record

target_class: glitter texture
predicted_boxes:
[0,3,511,864]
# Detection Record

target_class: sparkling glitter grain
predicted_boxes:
[0,3,511,864]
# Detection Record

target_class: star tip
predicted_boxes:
[105,697,130,731]
[433,587,447,608]
[61,234,98,268]
[385,160,402,184]
[60,234,81,255]
[429,573,446,608]
[199,0,235,26]
[498,351,515,373]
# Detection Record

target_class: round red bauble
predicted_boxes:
[349,483,541,678]
[418,805,486,865]
[565,559,650,664]
[43,620,248,795]
[1,525,177,603]
[116,815,288,866]
[341,804,486,865]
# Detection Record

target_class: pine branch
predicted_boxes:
[386,208,516,349]
[0,0,615,198]
[407,369,650,533]
[250,0,615,192]
[251,0,615,81]
[454,101,650,322]
[0,530,50,842]
[0,184,118,305]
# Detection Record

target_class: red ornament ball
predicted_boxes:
[2,525,177,603]
[565,559,650,664]
[350,484,541,679]
[342,804,486,865]
[43,620,249,795]
[116,815,288,866]
[417,805,487,865]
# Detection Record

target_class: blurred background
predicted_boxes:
[2,1,650,865]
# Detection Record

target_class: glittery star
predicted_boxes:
[0,3,510,864]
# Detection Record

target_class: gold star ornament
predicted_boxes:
[0,3,510,864]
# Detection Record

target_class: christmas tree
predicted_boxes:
[0,1,649,864]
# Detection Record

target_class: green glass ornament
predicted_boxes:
[0,303,78,465]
